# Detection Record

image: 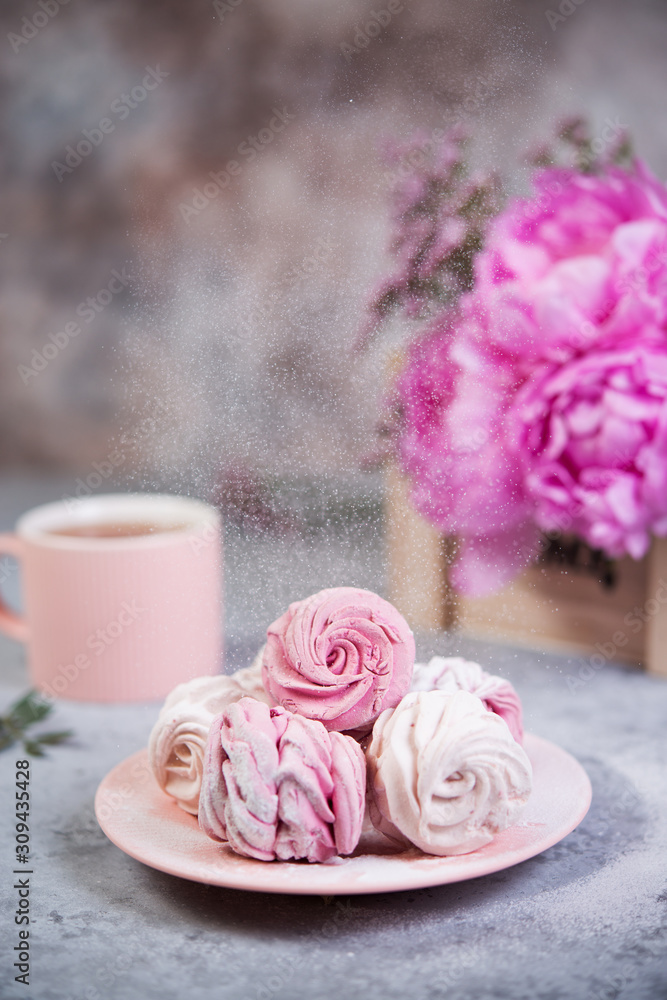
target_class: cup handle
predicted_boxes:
[0,534,28,642]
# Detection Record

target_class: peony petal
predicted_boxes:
[604,475,642,528]
[450,522,540,597]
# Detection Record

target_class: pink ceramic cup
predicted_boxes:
[0,494,223,702]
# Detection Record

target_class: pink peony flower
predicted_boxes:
[513,338,667,560]
[478,161,667,293]
[397,158,667,594]
[397,302,540,594]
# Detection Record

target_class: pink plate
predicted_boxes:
[94,734,591,895]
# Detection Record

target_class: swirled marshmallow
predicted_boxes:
[199,697,366,862]
[411,656,524,743]
[262,587,415,734]
[148,652,270,814]
[367,690,532,856]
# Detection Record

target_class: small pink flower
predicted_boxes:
[359,129,499,348]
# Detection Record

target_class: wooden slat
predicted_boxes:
[644,536,667,676]
[384,464,448,631]
[384,460,662,671]
[455,553,646,666]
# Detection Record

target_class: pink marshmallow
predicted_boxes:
[199,697,366,863]
[262,587,415,734]
[410,656,524,743]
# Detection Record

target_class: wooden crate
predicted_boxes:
[386,465,667,676]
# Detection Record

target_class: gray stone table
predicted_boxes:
[0,474,666,1000]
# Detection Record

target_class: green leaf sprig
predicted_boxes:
[0,690,72,757]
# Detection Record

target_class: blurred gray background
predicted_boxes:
[2,0,667,498]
